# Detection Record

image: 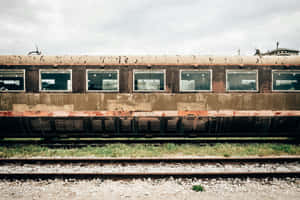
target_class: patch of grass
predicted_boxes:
[0,143,300,158]
[192,185,205,192]
[223,153,231,157]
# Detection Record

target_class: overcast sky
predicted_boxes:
[1,0,299,55]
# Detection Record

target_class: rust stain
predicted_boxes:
[178,111,209,117]
[213,81,225,93]
[1,110,300,117]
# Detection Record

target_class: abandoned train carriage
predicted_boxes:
[0,55,300,138]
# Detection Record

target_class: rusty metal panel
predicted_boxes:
[181,119,194,133]
[0,116,300,137]
[91,119,104,132]
[104,119,115,133]
[137,119,148,133]
[259,67,271,93]
[72,69,85,93]
[24,69,38,92]
[30,118,51,132]
[0,117,25,135]
[270,117,300,132]
[212,65,225,93]
[194,118,209,132]
[2,93,300,112]
[120,118,132,133]
[55,119,84,132]
[149,118,161,132]
[166,119,178,133]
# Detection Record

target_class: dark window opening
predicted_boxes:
[227,71,257,91]
[41,71,71,91]
[0,70,25,91]
[273,71,300,91]
[134,71,165,91]
[180,71,211,91]
[87,71,118,91]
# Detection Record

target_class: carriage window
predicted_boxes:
[272,71,300,91]
[87,70,118,91]
[226,70,258,91]
[40,70,72,92]
[133,70,165,91]
[0,70,25,92]
[180,70,211,91]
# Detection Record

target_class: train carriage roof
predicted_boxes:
[0,55,300,66]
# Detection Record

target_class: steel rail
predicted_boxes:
[0,171,299,180]
[1,156,300,164]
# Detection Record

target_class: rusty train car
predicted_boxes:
[0,55,300,138]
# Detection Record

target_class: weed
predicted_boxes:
[223,153,230,157]
[165,143,177,151]
[192,185,205,192]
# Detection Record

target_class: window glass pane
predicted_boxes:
[227,71,257,91]
[41,71,71,91]
[88,71,118,91]
[0,70,24,91]
[180,71,211,91]
[134,71,164,91]
[273,71,300,91]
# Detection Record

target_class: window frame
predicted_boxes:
[0,69,26,92]
[86,69,119,92]
[179,69,212,92]
[272,70,300,92]
[133,69,166,92]
[226,69,259,92]
[39,69,72,92]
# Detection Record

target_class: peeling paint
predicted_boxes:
[1,55,300,66]
[1,93,300,111]
[13,104,74,112]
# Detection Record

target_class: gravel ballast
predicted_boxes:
[0,162,299,173]
[0,178,299,200]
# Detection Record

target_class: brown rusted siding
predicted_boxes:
[25,68,39,92]
[119,67,129,93]
[1,64,300,94]
[72,68,85,93]
[212,65,225,93]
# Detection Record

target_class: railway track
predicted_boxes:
[1,138,299,148]
[0,172,298,179]
[1,156,300,163]
[0,157,299,180]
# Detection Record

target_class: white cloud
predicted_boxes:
[0,0,299,55]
